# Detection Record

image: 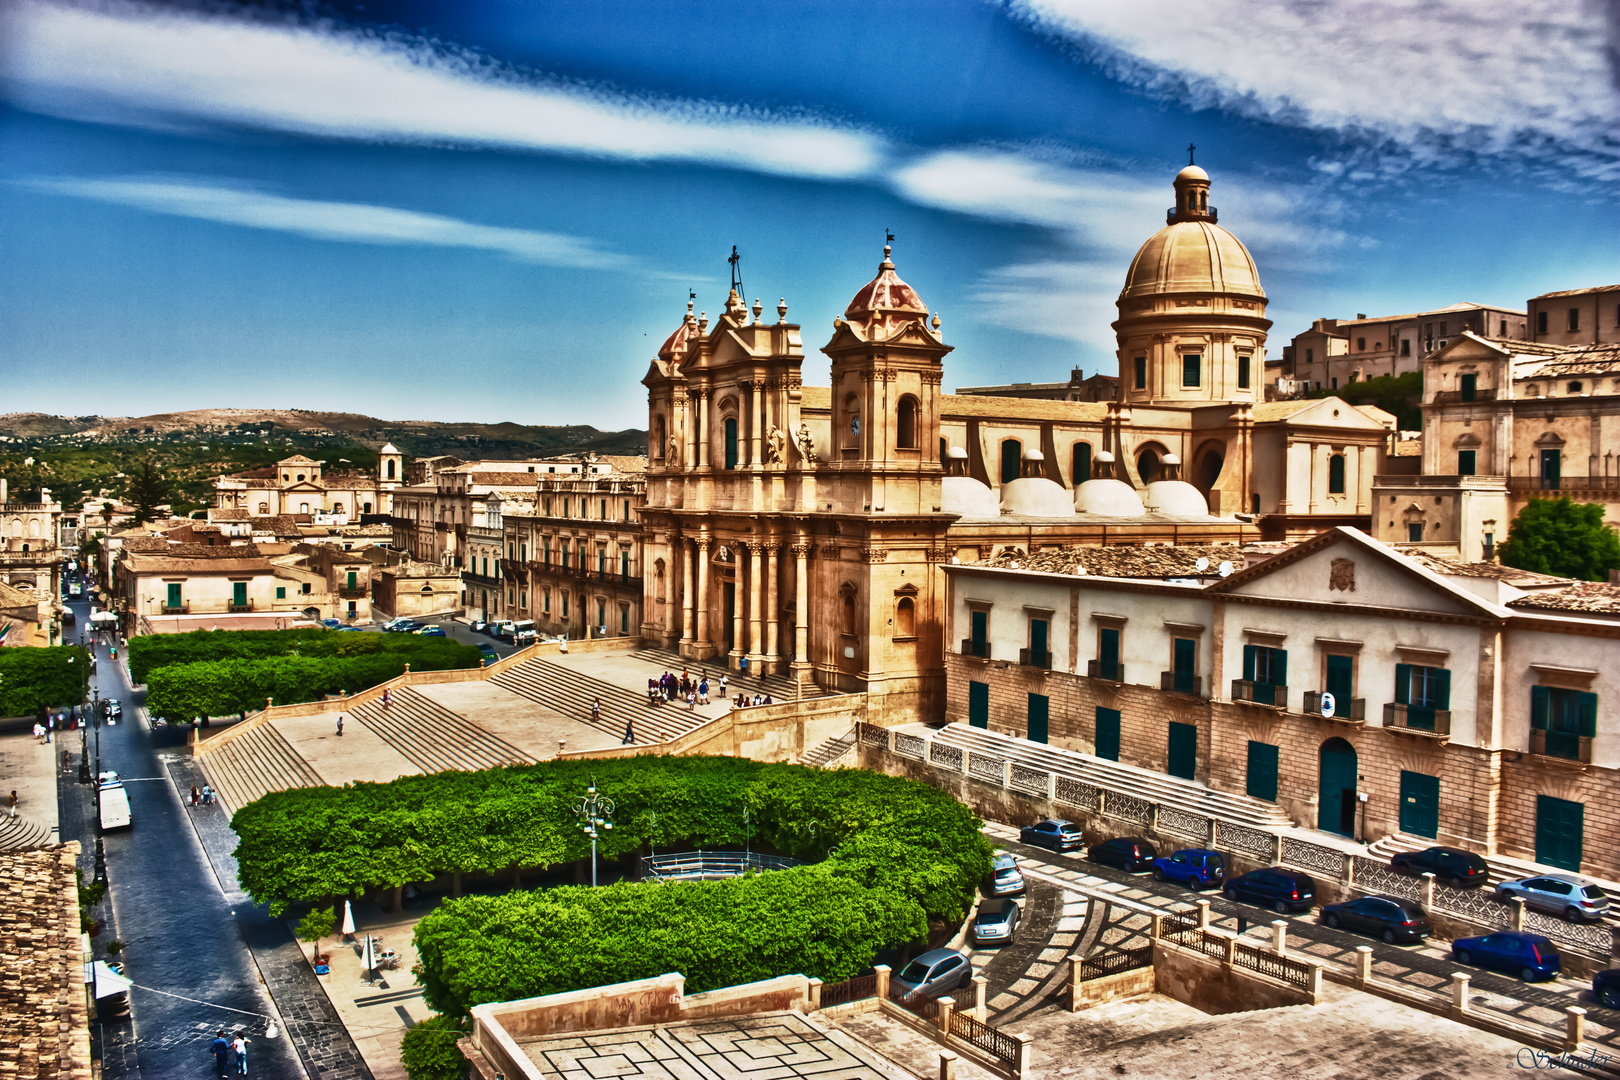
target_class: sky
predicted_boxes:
[1,0,1616,429]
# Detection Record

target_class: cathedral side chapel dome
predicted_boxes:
[943,476,999,518]
[1143,480,1212,517]
[842,243,942,343]
[1000,477,1075,518]
[1075,478,1146,517]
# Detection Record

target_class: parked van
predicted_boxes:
[98,780,131,831]
[493,620,516,642]
[511,620,538,645]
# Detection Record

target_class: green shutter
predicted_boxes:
[968,681,989,729]
[1028,694,1049,743]
[1100,627,1119,667]
[1578,691,1598,738]
[1530,685,1549,730]
[1273,649,1288,688]
[1031,619,1048,657]
[1095,707,1121,761]
[1242,644,1256,681]
[1434,668,1451,710]
[1246,741,1279,802]
[1395,663,1411,705]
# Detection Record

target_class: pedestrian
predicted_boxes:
[191,786,200,808]
[232,1032,249,1076]
[7,790,17,820]
[687,689,697,712]
[719,674,728,698]
[204,784,215,805]
[698,678,709,705]
[336,714,344,737]
[45,715,53,744]
[32,722,43,743]
[382,688,390,708]
[590,697,602,722]
[622,716,634,745]
[210,1030,231,1078]
[763,694,773,706]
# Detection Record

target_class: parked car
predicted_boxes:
[477,642,499,661]
[1451,931,1560,982]
[1223,868,1317,913]
[338,626,363,632]
[891,948,973,999]
[1019,819,1084,852]
[1320,895,1431,944]
[1151,848,1225,890]
[469,620,487,634]
[1389,846,1490,889]
[1592,968,1620,1009]
[415,625,446,636]
[321,618,343,629]
[1087,837,1157,873]
[383,619,422,633]
[973,899,1020,946]
[1494,874,1610,923]
[988,853,1026,897]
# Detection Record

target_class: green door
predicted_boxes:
[1247,741,1279,802]
[723,582,735,652]
[1399,771,1439,838]
[1168,722,1197,780]
[1095,707,1120,761]
[232,581,247,608]
[970,610,988,658]
[346,570,357,591]
[1318,738,1359,837]
[968,681,989,729]
[167,582,182,609]
[1325,655,1353,715]
[1027,694,1049,744]
[1536,795,1584,871]
[1098,626,1120,680]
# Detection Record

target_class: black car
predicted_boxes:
[1223,868,1317,913]
[1320,895,1431,944]
[1019,819,1084,852]
[1389,846,1490,889]
[1593,968,1620,1009]
[1087,837,1157,873]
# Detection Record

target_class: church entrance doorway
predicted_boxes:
[723,583,736,654]
[1318,738,1358,838]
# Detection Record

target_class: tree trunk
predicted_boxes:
[452,872,462,898]
[512,864,522,889]
[391,885,403,915]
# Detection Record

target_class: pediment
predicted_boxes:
[1260,397,1391,431]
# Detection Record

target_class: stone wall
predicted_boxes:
[1150,940,1317,1014]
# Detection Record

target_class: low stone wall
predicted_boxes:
[1152,939,1317,1013]
[1067,964,1154,1011]
[562,694,869,764]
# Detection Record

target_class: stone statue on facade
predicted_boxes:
[667,436,680,465]
[766,426,785,464]
[797,422,816,464]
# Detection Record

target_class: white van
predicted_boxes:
[511,620,538,645]
[98,782,131,831]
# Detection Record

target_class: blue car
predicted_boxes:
[1451,931,1560,982]
[415,625,446,636]
[321,618,343,629]
[1151,848,1225,890]
[1592,967,1620,1009]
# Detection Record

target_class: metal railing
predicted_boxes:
[1431,388,1498,403]
[1231,679,1286,708]
[227,601,255,612]
[1160,671,1203,697]
[1078,945,1153,981]
[1383,703,1451,737]
[1086,659,1124,682]
[161,603,190,614]
[337,585,368,598]
[818,973,877,1008]
[948,1010,1019,1067]
[640,851,802,881]
[887,984,939,1021]
[1018,648,1052,669]
[960,638,991,660]
[1530,729,1591,763]
[1303,691,1365,721]
[1233,940,1313,990]
[1507,475,1620,492]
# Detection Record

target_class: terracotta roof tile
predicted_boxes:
[1508,581,1620,615]
[0,844,91,1078]
[1394,548,1571,585]
[984,543,1247,578]
[1528,284,1620,301]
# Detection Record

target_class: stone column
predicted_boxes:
[729,547,745,665]
[764,542,780,665]
[1567,1006,1587,1051]
[874,964,891,1000]
[1449,972,1470,1021]
[696,390,709,469]
[1271,919,1288,955]
[695,539,711,650]
[746,543,765,669]
[748,380,763,466]
[792,541,811,678]
[679,539,694,648]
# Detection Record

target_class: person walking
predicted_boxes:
[231,1033,249,1076]
[191,786,200,808]
[718,673,728,699]
[336,715,344,737]
[621,716,634,745]
[382,688,390,708]
[698,677,709,705]
[590,697,602,723]
[8,790,17,820]
[210,1031,231,1078]
[202,784,214,806]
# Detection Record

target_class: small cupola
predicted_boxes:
[1168,149,1215,224]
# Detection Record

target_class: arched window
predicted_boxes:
[653,416,666,459]
[258,502,269,514]
[724,417,739,469]
[333,503,344,514]
[841,585,857,635]
[1072,442,1092,485]
[895,596,915,638]
[654,559,667,602]
[386,460,396,479]
[842,394,860,449]
[1137,447,1163,484]
[939,436,948,463]
[1000,439,1022,484]
[1328,454,1347,495]
[896,396,918,449]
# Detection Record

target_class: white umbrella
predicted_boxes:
[361,935,376,976]
[341,900,355,936]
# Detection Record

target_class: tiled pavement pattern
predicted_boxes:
[983,821,1620,1051]
[519,1012,895,1080]
[965,880,1090,1019]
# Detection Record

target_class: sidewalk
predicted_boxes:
[0,726,67,846]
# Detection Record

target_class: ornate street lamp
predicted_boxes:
[572,779,614,887]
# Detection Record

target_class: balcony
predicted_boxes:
[1383,702,1451,739]
[1160,671,1204,698]
[161,602,190,615]
[1087,659,1124,683]
[1530,729,1592,765]
[1507,476,1620,492]
[960,638,991,660]
[1231,679,1288,709]
[228,601,255,613]
[1431,388,1498,403]
[1303,690,1366,723]
[1019,648,1052,670]
[337,585,368,599]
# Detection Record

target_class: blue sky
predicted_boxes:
[1,0,1616,427]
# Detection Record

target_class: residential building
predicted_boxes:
[955,366,1120,402]
[211,446,403,521]
[0,580,45,646]
[372,557,463,621]
[0,480,64,645]
[1284,303,1527,392]
[1528,284,1620,347]
[115,540,323,634]
[291,543,377,624]
[942,526,1620,880]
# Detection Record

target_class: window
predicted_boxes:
[301,583,311,595]
[1568,307,1580,332]
[999,440,1022,485]
[896,396,918,449]
[968,681,989,728]
[1305,348,1314,363]
[1096,626,1121,681]
[258,502,269,514]
[1182,353,1201,388]
[519,543,526,563]
[1134,356,1146,389]
[597,547,607,574]
[386,460,396,479]
[895,597,915,638]
[333,503,344,514]
[1242,644,1288,707]
[1095,707,1121,761]
[600,499,607,519]
[620,605,629,634]
[1400,339,1411,357]
[967,609,990,658]
[1026,617,1049,667]
[1237,355,1251,389]
[1408,522,1424,542]
[1395,663,1450,729]
[1531,686,1596,760]
[620,551,630,578]
[623,500,631,521]
[561,545,569,569]
[346,570,358,590]
[1328,454,1346,494]
[1072,442,1091,484]
[520,590,527,609]
[275,586,286,600]
[1460,373,1477,401]
[1439,321,1448,338]
[1537,310,1549,335]
[1357,337,1366,351]
[1331,377,1339,390]
[543,589,550,615]
[597,600,606,632]
[1500,320,1508,336]
[562,592,569,618]
[1568,381,1583,394]
[296,473,305,482]
[1169,636,1198,695]
[1458,450,1477,475]
[724,416,739,468]
[299,502,309,514]
[1483,531,1495,560]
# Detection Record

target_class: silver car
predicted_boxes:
[892,948,972,1000]
[973,899,1020,946]
[1494,874,1610,923]
[989,854,1026,896]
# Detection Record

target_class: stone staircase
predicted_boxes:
[348,686,536,774]
[199,722,327,814]
[631,646,828,702]
[0,813,54,851]
[491,657,710,745]
[802,730,856,768]
[931,723,1296,832]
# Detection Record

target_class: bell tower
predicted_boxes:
[822,240,951,514]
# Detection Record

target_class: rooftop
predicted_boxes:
[1528,283,1620,301]
[1335,301,1523,326]
[1508,581,1620,615]
[1393,549,1571,586]
[0,844,91,1080]
[982,543,1248,578]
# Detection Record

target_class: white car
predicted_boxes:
[1494,874,1610,922]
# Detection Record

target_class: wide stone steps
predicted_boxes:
[0,813,53,851]
[632,646,827,701]
[932,723,1296,832]
[1366,833,1620,896]
[349,686,535,774]
[802,730,856,769]
[491,657,707,745]
[199,722,326,814]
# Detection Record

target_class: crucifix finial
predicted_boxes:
[1187,143,1197,165]
[727,245,743,298]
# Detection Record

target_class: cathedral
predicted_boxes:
[639,164,1394,720]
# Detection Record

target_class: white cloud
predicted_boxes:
[17,176,634,269]
[0,0,884,180]
[1017,0,1620,180]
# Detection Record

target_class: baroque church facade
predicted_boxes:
[638,165,1395,720]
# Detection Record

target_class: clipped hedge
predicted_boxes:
[129,627,479,683]
[0,645,91,716]
[231,756,991,1014]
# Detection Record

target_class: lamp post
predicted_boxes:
[572,779,614,887]
[743,806,752,857]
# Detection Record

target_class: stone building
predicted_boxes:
[0,845,92,1079]
[0,480,64,645]
[941,526,1620,880]
[956,366,1120,403]
[115,540,328,633]
[1282,302,1528,392]
[212,448,403,521]
[1528,284,1620,348]
[638,163,1393,718]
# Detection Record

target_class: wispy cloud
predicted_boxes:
[16,176,635,269]
[0,0,885,180]
[1016,0,1620,182]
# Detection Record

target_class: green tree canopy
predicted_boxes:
[125,458,170,525]
[0,646,91,717]
[1497,497,1620,581]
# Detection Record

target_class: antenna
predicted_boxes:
[1217,561,1233,577]
[1194,557,1209,572]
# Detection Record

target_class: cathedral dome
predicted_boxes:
[1120,220,1264,302]
[1143,480,1211,517]
[1074,478,1146,517]
[1000,477,1075,518]
[843,243,934,342]
[657,315,695,361]
[943,476,999,518]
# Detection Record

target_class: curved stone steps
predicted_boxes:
[491,658,708,744]
[0,813,53,851]
[348,686,535,775]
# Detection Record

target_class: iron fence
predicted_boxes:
[641,851,802,881]
[818,973,877,1008]
[948,1010,1019,1066]
[1233,940,1312,990]
[894,732,926,760]
[1349,857,1422,901]
[968,752,1005,784]
[1009,762,1049,795]
[1078,945,1153,981]
[1106,790,1153,826]
[1280,836,1345,879]
[888,986,939,1022]
[1054,776,1101,812]
[1523,908,1616,954]
[858,722,889,748]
